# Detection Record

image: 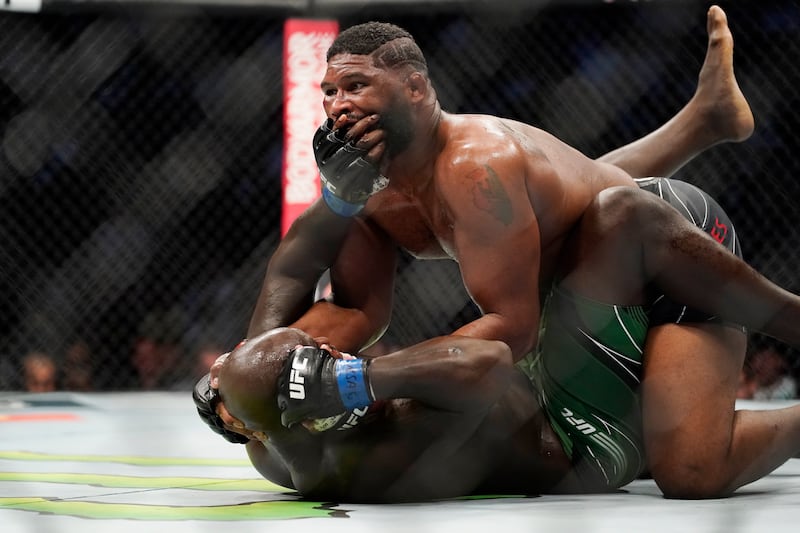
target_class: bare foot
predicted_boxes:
[692,5,755,143]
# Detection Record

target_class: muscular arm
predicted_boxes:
[446,158,544,362]
[369,336,514,412]
[248,199,354,338]
[292,217,397,352]
[249,113,391,338]
[248,205,393,353]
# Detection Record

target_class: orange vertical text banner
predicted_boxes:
[281,18,339,236]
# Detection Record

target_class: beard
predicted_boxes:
[379,97,415,158]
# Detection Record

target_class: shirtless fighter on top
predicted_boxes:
[195,7,800,502]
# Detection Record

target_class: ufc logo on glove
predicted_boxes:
[289,356,309,399]
[278,345,375,429]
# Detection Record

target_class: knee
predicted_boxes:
[585,186,683,250]
[650,460,734,499]
[593,185,668,227]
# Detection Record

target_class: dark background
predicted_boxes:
[1,0,798,389]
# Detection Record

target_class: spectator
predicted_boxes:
[131,307,188,390]
[0,355,17,390]
[737,364,757,400]
[193,339,226,379]
[738,337,798,400]
[22,351,58,392]
[62,339,94,391]
[170,338,228,391]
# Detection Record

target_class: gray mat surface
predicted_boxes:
[2,392,799,533]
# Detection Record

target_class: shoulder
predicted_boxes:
[438,114,550,179]
[446,114,540,152]
[435,116,546,216]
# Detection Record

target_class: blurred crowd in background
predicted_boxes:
[11,325,798,399]
[6,307,227,392]
[2,1,800,396]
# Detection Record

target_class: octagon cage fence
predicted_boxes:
[1,0,799,392]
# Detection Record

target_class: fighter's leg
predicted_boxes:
[597,5,754,178]
[643,321,800,498]
[557,186,800,497]
[558,186,800,344]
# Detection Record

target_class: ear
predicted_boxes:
[405,72,428,104]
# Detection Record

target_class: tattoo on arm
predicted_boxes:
[466,165,513,226]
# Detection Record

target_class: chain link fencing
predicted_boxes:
[1,0,799,391]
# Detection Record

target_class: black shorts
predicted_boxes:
[636,177,743,327]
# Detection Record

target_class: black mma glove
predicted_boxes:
[277,346,375,428]
[313,118,388,217]
[192,373,250,444]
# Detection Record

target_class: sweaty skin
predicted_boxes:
[215,6,800,502]
[248,6,755,358]
[320,51,635,361]
[214,328,580,502]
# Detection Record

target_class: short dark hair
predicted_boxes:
[327,21,428,73]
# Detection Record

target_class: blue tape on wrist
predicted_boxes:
[322,186,364,217]
[335,359,373,410]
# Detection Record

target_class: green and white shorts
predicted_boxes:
[517,177,743,489]
[518,287,649,490]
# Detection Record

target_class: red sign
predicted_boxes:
[0,413,80,422]
[282,18,339,236]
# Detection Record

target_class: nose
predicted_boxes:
[328,90,353,118]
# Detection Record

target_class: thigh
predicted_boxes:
[641,321,746,472]
[556,187,651,306]
[527,287,649,490]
